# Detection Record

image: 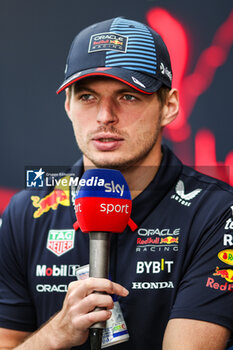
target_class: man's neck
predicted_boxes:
[121,152,163,200]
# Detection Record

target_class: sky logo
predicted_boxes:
[26,168,45,187]
[104,181,124,197]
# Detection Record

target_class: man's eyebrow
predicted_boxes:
[73,85,142,95]
[116,88,142,94]
[73,85,96,94]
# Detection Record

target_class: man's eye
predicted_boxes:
[123,94,137,101]
[80,94,94,101]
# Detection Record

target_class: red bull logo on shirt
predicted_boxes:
[31,176,70,218]
[160,237,179,244]
[213,266,233,283]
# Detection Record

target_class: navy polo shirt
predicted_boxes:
[0,145,233,349]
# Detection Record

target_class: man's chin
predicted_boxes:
[84,154,133,171]
[90,160,129,171]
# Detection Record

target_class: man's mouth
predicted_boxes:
[92,134,124,151]
[97,137,120,142]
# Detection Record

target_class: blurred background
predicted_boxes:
[1,0,233,216]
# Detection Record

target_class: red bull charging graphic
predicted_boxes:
[31,176,70,218]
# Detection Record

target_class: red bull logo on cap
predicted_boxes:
[110,39,123,45]
[31,176,70,218]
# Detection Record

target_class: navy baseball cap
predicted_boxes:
[57,17,172,94]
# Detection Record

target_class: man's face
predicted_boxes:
[65,77,168,170]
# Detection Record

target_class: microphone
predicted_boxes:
[74,168,137,349]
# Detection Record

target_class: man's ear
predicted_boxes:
[160,89,179,127]
[64,88,72,120]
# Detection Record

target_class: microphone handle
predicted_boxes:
[89,231,111,329]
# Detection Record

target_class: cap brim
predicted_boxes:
[56,67,162,95]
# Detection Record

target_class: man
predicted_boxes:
[0,17,233,349]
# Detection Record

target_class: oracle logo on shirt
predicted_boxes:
[36,284,68,293]
[137,228,180,237]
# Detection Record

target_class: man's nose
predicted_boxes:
[96,99,118,125]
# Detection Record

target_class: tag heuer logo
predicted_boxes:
[47,229,75,256]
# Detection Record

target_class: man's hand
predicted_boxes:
[50,278,129,349]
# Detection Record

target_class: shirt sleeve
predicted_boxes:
[0,194,37,332]
[170,203,233,338]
